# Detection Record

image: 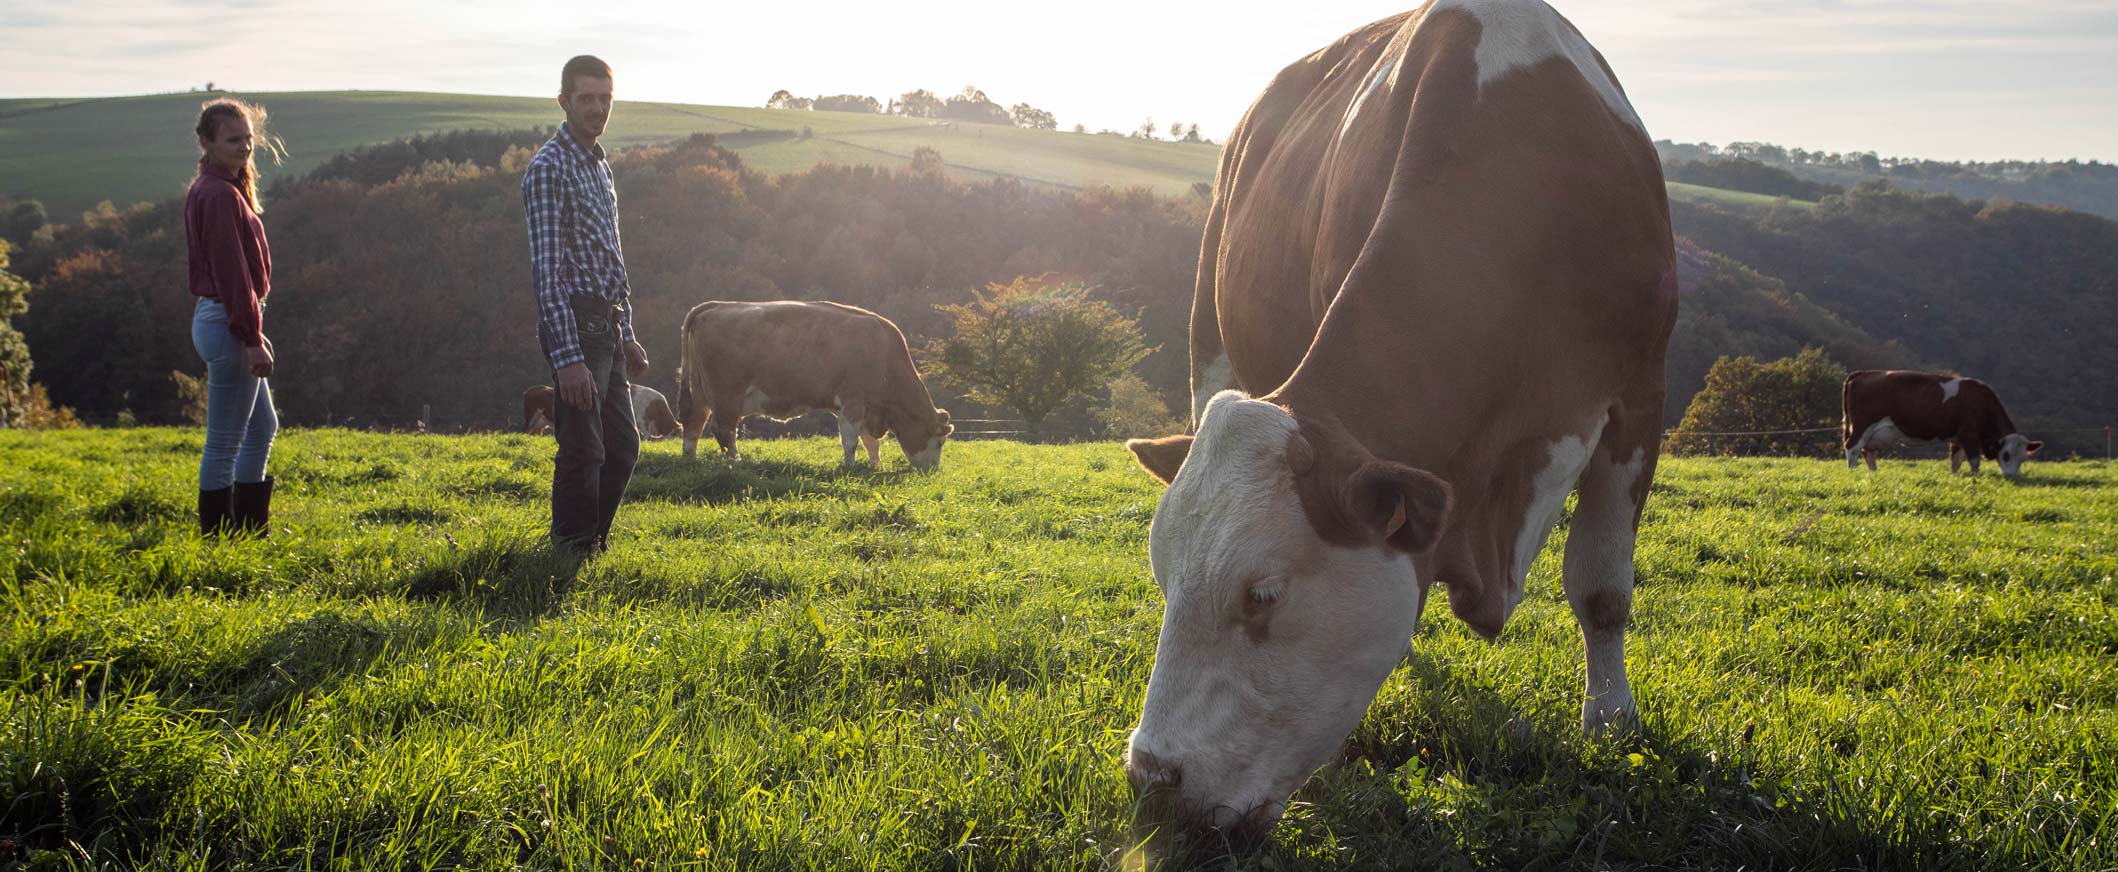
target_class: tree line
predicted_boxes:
[762,87,1209,143]
[1656,138,2118,221]
[767,86,1058,130]
[3,129,2112,455]
[5,132,1202,433]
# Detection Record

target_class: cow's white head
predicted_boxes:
[1123,391,1452,842]
[898,407,953,471]
[1998,433,2043,477]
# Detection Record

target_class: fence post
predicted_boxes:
[2106,425,2112,461]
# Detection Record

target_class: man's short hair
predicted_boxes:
[561,55,613,96]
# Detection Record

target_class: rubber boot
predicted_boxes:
[199,486,234,537]
[231,476,274,538]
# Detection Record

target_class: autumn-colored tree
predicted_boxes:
[1668,347,1846,456]
[909,146,944,175]
[926,277,1152,437]
[5,200,46,245]
[1095,372,1185,438]
[0,241,30,426]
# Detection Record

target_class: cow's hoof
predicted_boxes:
[1582,704,1640,736]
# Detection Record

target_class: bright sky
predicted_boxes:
[4,0,2115,162]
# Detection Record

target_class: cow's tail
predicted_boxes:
[675,303,713,426]
[1841,370,1870,449]
[676,314,696,424]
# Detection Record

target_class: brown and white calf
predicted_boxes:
[1843,370,2042,475]
[674,300,953,469]
[1121,0,1676,843]
[523,385,554,434]
[521,383,682,439]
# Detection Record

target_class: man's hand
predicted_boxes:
[556,362,596,410]
[245,341,275,378]
[623,340,649,380]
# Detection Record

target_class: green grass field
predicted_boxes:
[5,429,2111,870]
[1,91,1791,226]
[1664,181,1817,211]
[0,91,1221,221]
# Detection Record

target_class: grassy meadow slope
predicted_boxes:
[3,428,2114,869]
[2,90,1770,223]
[1665,181,1816,211]
[0,91,1221,220]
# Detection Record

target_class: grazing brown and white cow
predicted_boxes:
[523,385,554,435]
[1121,0,1676,842]
[1843,370,2042,476]
[629,385,683,440]
[522,383,683,439]
[674,300,953,469]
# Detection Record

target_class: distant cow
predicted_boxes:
[521,383,684,440]
[629,386,683,440]
[1843,370,2042,475]
[675,300,953,469]
[523,385,554,435]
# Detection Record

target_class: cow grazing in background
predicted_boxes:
[629,386,682,440]
[523,383,684,440]
[1119,0,1677,844]
[523,385,554,435]
[1843,370,2042,475]
[674,300,953,469]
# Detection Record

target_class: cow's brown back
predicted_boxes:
[1202,3,1677,634]
[676,300,947,460]
[1843,369,2023,457]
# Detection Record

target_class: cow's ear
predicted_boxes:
[1127,435,1193,485]
[934,408,954,437]
[2028,440,2044,454]
[1341,461,1453,553]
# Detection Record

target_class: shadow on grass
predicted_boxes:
[1127,650,2045,871]
[217,608,458,715]
[2005,474,2108,490]
[0,684,211,862]
[402,533,584,623]
[624,452,908,505]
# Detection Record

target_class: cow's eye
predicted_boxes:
[1244,580,1285,613]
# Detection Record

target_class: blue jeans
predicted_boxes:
[191,297,277,490]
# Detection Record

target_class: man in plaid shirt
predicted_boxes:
[523,54,648,555]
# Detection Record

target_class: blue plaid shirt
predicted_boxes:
[522,123,635,371]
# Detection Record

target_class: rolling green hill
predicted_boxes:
[0,90,1222,221]
[1665,181,1816,211]
[3,90,1771,223]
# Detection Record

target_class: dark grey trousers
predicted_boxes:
[548,300,639,553]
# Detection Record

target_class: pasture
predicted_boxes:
[4,91,1765,224]
[0,91,1221,221]
[3,428,2114,869]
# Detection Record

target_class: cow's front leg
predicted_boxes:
[1863,449,1879,471]
[862,434,882,467]
[835,408,863,466]
[1950,443,1965,473]
[1562,425,1654,733]
[707,410,740,462]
